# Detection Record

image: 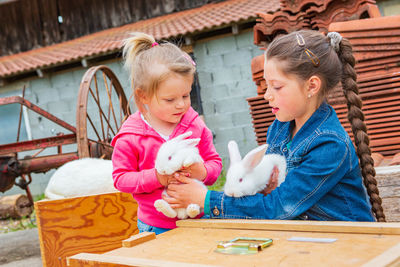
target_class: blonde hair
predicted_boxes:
[122,32,196,113]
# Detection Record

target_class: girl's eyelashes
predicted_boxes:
[164,95,189,102]
[268,83,282,90]
[267,84,282,91]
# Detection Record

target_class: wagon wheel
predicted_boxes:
[77,65,131,159]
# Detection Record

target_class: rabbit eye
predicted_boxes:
[168,156,172,160]
[239,178,243,183]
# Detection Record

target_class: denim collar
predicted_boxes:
[269,102,332,152]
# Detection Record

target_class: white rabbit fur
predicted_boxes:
[154,131,206,219]
[155,131,203,175]
[45,158,117,199]
[224,140,286,197]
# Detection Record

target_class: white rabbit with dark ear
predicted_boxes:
[223,140,286,197]
[154,131,205,219]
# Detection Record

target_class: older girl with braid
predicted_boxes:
[164,30,385,222]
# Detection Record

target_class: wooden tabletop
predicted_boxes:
[67,219,400,267]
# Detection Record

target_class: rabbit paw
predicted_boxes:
[186,204,200,218]
[176,208,189,220]
[154,199,177,218]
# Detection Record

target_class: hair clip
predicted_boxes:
[295,32,319,67]
[183,54,196,66]
[304,48,320,67]
[151,42,159,47]
[296,33,305,47]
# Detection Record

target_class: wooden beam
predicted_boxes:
[81,59,88,67]
[232,24,239,35]
[122,232,156,248]
[185,36,192,46]
[177,219,400,235]
[363,242,400,267]
[36,69,43,78]
[67,253,216,267]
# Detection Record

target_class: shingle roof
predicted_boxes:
[0,0,280,78]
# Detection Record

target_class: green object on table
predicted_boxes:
[214,237,273,255]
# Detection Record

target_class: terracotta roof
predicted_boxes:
[0,0,280,79]
[253,0,379,46]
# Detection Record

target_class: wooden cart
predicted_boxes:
[66,219,400,267]
[0,66,130,202]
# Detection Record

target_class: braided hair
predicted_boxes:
[265,30,385,221]
[336,37,385,222]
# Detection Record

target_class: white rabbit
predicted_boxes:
[45,158,117,199]
[224,140,286,197]
[154,131,205,219]
[155,131,203,175]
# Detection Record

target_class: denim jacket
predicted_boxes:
[207,102,374,221]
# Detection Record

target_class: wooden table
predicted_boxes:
[67,219,400,266]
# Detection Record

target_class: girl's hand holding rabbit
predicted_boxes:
[260,166,279,195]
[179,161,207,181]
[164,173,207,209]
[156,171,178,187]
[164,166,279,209]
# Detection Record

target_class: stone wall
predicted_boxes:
[194,30,263,164]
[375,166,400,222]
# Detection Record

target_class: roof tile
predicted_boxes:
[0,0,280,78]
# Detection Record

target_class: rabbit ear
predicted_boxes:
[242,144,268,171]
[228,140,242,163]
[174,131,192,141]
[181,138,200,147]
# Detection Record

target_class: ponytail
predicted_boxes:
[336,37,386,222]
[122,32,195,114]
[123,32,156,73]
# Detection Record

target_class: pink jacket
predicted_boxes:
[111,107,222,229]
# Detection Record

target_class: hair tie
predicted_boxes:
[327,32,342,52]
[151,42,159,47]
[183,54,196,66]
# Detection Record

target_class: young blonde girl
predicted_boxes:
[111,33,222,234]
[164,30,385,222]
